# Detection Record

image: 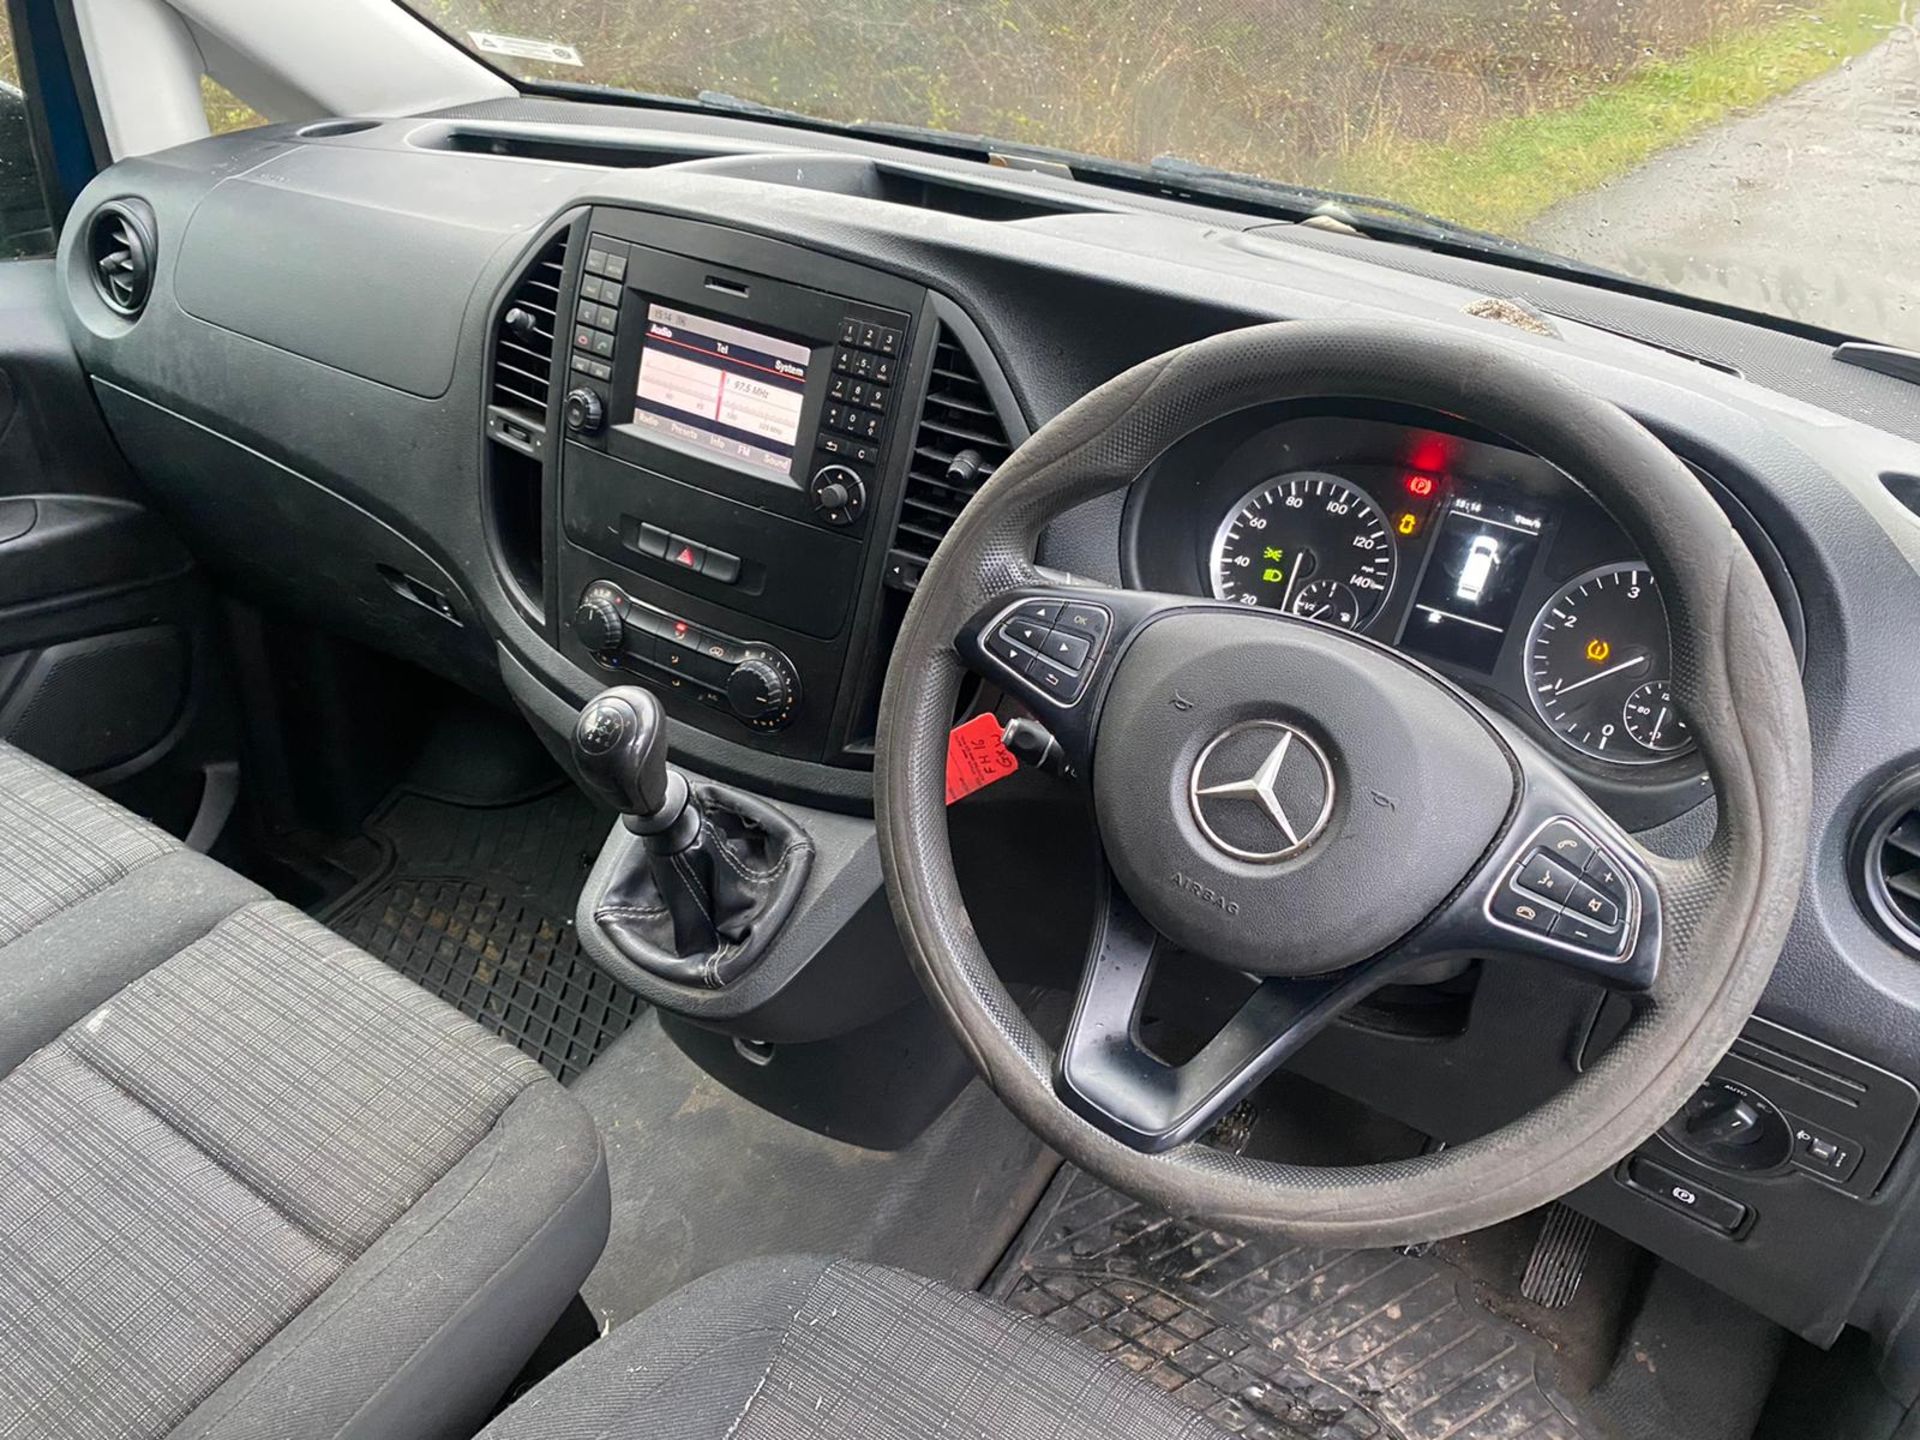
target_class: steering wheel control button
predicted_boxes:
[1535,820,1597,872]
[1014,599,1062,625]
[1056,603,1110,638]
[1516,852,1581,904]
[986,634,1030,669]
[1624,1156,1747,1235]
[1483,818,1637,962]
[1567,880,1621,929]
[1004,618,1049,651]
[1583,851,1629,904]
[1040,629,1092,671]
[1492,882,1557,935]
[979,597,1110,706]
[1551,909,1610,948]
[1188,720,1336,864]
[1025,654,1078,699]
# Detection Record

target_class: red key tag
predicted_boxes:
[946,713,1018,804]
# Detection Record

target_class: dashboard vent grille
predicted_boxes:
[891,327,1012,580]
[87,202,155,318]
[489,234,569,423]
[1856,774,1920,954]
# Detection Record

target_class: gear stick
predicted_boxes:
[571,686,815,989]
[571,686,701,852]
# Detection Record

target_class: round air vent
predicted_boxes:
[1854,770,1920,954]
[86,201,155,317]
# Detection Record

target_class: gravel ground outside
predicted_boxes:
[1527,30,1920,347]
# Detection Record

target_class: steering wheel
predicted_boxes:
[875,320,1812,1245]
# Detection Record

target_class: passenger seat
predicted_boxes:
[0,743,609,1440]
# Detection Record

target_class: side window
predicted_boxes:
[201,76,267,136]
[0,9,55,259]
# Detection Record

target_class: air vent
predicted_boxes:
[87,201,155,318]
[488,233,569,426]
[1855,772,1920,954]
[1882,473,1920,520]
[888,326,1013,587]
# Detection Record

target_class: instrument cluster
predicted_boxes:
[1125,410,1718,808]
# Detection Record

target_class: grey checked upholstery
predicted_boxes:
[0,744,177,945]
[483,1255,1224,1440]
[0,743,610,1440]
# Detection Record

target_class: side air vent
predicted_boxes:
[1855,771,1920,955]
[488,233,569,429]
[87,201,156,318]
[887,326,1013,589]
[1881,473,1920,521]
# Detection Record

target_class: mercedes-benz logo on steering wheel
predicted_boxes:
[1189,720,1336,863]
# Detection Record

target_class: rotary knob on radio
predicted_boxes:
[808,464,866,526]
[563,387,606,434]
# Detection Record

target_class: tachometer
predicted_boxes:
[1210,472,1395,628]
[1524,563,1695,764]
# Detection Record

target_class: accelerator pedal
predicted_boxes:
[1522,1202,1598,1308]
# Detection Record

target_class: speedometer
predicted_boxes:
[1524,563,1694,764]
[1210,473,1396,629]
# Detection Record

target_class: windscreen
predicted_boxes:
[411,0,1916,349]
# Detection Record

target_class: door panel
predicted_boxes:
[0,260,217,803]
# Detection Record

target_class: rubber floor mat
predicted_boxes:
[321,785,642,1084]
[988,1167,1608,1440]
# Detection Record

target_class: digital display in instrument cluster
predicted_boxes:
[1397,488,1548,673]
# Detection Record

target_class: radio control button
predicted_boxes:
[808,465,866,526]
[632,523,670,559]
[562,388,605,434]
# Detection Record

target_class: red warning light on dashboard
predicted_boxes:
[1405,473,1437,498]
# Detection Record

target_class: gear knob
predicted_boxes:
[572,686,684,832]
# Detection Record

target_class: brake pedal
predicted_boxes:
[1521,1203,1596,1308]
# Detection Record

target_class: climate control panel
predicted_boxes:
[572,580,800,731]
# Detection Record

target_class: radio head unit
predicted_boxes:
[564,233,909,535]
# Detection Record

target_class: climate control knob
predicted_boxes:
[563,387,606,434]
[572,591,624,653]
[808,464,866,526]
[725,656,794,724]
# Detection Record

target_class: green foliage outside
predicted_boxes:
[1341,0,1906,235]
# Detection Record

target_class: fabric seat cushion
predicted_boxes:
[483,1254,1223,1440]
[0,897,570,1440]
[0,744,178,945]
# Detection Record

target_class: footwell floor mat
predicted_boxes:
[321,785,641,1084]
[988,1167,1608,1440]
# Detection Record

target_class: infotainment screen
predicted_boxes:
[631,303,811,481]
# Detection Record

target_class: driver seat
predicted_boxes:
[484,1254,1221,1440]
